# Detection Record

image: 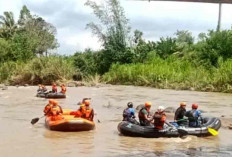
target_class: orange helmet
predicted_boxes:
[180,102,186,106]
[53,100,59,106]
[84,99,90,106]
[49,99,54,104]
[192,103,198,109]
[145,102,152,107]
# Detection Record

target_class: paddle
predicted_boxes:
[31,109,51,125]
[208,127,218,136]
[176,118,188,122]
[31,115,46,125]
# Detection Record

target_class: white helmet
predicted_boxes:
[157,106,165,112]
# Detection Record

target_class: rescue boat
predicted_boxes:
[118,117,221,138]
[45,109,94,132]
[45,115,95,132]
[36,92,66,98]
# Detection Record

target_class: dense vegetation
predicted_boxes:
[1,0,232,93]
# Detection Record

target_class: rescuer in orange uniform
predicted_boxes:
[60,84,67,94]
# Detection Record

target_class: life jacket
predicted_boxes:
[48,105,63,121]
[61,86,66,94]
[185,109,201,127]
[85,107,94,121]
[154,111,166,129]
[52,85,57,92]
[43,104,53,116]
[138,107,149,120]
[74,108,86,118]
[185,110,198,121]
[50,105,63,116]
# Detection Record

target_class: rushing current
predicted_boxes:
[0,85,232,157]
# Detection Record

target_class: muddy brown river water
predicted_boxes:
[0,85,232,157]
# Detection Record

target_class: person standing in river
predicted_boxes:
[174,102,187,126]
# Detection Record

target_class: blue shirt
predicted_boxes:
[187,109,202,127]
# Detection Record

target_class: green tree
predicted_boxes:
[22,16,58,56]
[196,29,232,67]
[0,11,17,39]
[85,0,132,73]
[18,5,32,26]
[175,30,194,45]
[156,37,178,59]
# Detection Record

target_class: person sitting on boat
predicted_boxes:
[41,85,47,93]
[83,99,94,121]
[70,104,86,118]
[60,84,66,94]
[43,99,55,116]
[52,83,57,93]
[123,102,139,125]
[153,106,167,130]
[185,103,202,127]
[174,102,187,126]
[50,100,64,121]
[37,84,42,92]
[138,102,153,126]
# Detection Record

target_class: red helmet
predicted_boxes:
[192,103,198,109]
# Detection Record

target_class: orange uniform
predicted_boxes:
[61,85,66,94]
[83,99,94,121]
[43,99,54,116]
[44,100,63,121]
[50,105,63,121]
[70,104,86,118]
[52,84,57,93]
[85,106,94,121]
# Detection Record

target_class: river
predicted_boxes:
[0,85,232,157]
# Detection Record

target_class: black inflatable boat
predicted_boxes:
[118,117,221,138]
[36,92,66,99]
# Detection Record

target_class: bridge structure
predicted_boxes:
[132,0,232,30]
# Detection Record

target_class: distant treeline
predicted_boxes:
[1,1,232,92]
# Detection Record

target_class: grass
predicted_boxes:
[103,56,232,92]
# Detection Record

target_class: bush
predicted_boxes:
[0,56,79,85]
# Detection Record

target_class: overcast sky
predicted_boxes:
[1,0,232,55]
